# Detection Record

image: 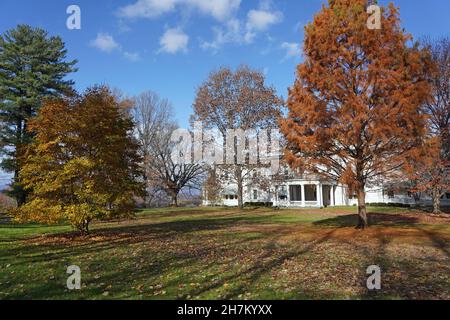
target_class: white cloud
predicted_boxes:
[159,28,189,54]
[200,19,242,51]
[90,33,141,62]
[246,10,282,32]
[90,33,120,53]
[187,0,241,21]
[118,0,177,19]
[293,21,305,34]
[245,1,283,43]
[123,51,141,61]
[201,0,283,51]
[244,0,282,43]
[201,0,283,50]
[281,42,301,60]
[119,0,283,53]
[118,0,240,21]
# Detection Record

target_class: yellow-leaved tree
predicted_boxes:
[13,86,143,234]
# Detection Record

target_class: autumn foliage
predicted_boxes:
[192,65,283,209]
[280,0,432,228]
[404,38,449,214]
[13,87,143,233]
[404,137,449,213]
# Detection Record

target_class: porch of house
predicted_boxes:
[274,182,341,208]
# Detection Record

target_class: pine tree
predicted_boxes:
[0,25,77,205]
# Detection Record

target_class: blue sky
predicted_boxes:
[0,0,449,186]
[0,0,448,126]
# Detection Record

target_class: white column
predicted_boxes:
[301,184,306,207]
[286,184,290,205]
[274,187,278,207]
[317,183,322,207]
[330,185,335,206]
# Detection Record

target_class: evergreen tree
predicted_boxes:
[0,24,77,205]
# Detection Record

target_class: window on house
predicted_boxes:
[305,185,317,201]
[289,185,302,202]
[388,190,395,198]
[278,186,287,199]
[253,190,258,200]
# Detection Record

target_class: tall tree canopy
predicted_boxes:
[405,37,450,214]
[132,91,173,207]
[0,24,77,205]
[147,121,205,207]
[14,86,143,234]
[192,65,284,209]
[280,0,432,228]
[133,91,205,207]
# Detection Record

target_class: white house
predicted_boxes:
[202,168,450,208]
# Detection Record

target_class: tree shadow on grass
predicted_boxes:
[169,229,338,300]
[418,227,450,259]
[0,226,264,299]
[359,224,450,299]
[313,212,421,228]
[0,214,280,268]
[301,221,450,300]
[2,223,338,299]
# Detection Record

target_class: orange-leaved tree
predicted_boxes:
[280,0,432,228]
[404,137,449,214]
[13,86,143,233]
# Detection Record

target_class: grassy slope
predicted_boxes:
[0,206,449,300]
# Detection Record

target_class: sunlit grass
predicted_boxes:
[1,206,449,300]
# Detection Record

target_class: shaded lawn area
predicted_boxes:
[0,206,449,300]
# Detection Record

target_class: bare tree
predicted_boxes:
[133,91,204,207]
[423,37,450,145]
[132,91,172,207]
[407,37,450,214]
[148,123,205,206]
[192,65,284,209]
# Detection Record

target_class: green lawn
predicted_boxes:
[1,206,449,300]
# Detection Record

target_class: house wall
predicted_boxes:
[204,178,351,208]
[202,170,450,208]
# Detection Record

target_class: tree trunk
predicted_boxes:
[357,187,368,229]
[13,169,27,207]
[84,219,90,235]
[236,166,244,210]
[171,192,179,207]
[432,188,441,215]
[143,181,149,208]
[78,219,90,235]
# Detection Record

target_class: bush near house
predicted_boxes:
[367,203,412,208]
[244,202,274,208]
